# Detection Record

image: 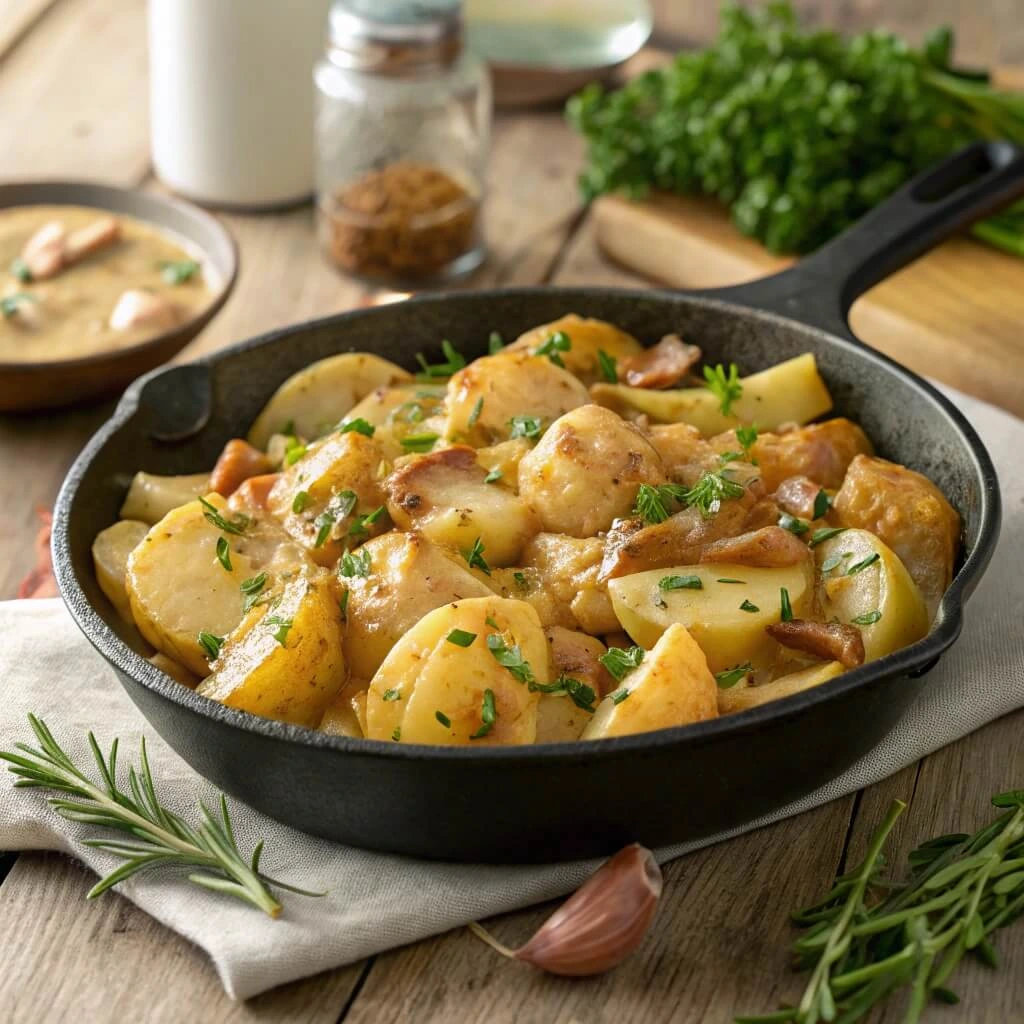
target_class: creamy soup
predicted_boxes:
[0,204,215,363]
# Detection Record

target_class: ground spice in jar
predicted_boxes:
[320,161,480,282]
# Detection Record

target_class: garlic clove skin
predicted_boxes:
[514,843,662,976]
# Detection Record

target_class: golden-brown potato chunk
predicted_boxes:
[342,531,493,681]
[119,471,211,525]
[384,445,539,566]
[518,405,665,537]
[342,384,445,459]
[717,418,872,492]
[535,628,611,743]
[506,314,645,386]
[92,519,149,623]
[267,430,387,564]
[520,533,619,634]
[647,423,718,486]
[476,438,533,492]
[197,576,346,728]
[444,350,590,446]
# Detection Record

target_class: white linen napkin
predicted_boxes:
[1,384,1022,1001]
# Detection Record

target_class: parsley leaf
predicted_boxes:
[416,340,466,380]
[314,490,358,547]
[810,527,847,547]
[780,587,793,622]
[533,330,571,368]
[240,572,268,612]
[339,548,372,578]
[509,415,543,440]
[463,537,491,575]
[467,397,484,428]
[813,488,832,520]
[682,470,746,518]
[599,645,645,682]
[446,629,477,648]
[215,536,232,572]
[736,424,758,455]
[779,512,810,535]
[484,467,502,484]
[265,615,293,646]
[339,418,376,437]
[400,432,439,453]
[486,633,535,684]
[435,710,452,729]
[597,348,618,383]
[610,688,631,705]
[852,609,882,625]
[715,662,754,689]
[703,362,743,416]
[9,257,32,283]
[160,259,200,285]
[488,331,504,354]
[382,688,401,702]
[199,497,249,536]
[848,552,881,575]
[292,490,311,514]
[740,599,760,613]
[197,631,224,661]
[659,574,703,591]
[470,688,497,739]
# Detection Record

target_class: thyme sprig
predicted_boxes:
[0,715,323,917]
[738,791,1024,1023]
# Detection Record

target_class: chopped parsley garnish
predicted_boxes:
[780,587,793,622]
[703,362,742,416]
[280,419,295,436]
[339,417,376,437]
[435,710,452,729]
[291,490,310,514]
[400,432,439,453]
[9,257,31,283]
[339,547,372,578]
[659,574,703,591]
[240,572,268,612]
[416,340,466,379]
[391,726,402,741]
[197,631,224,661]
[512,571,530,590]
[485,615,500,629]
[736,424,758,455]
[283,438,306,466]
[779,512,810,536]
[488,331,504,354]
[382,688,400,702]
[470,689,497,739]
[1,292,33,318]
[599,645,645,682]
[484,467,502,484]
[848,552,881,575]
[530,676,597,712]
[720,450,743,464]
[740,599,760,613]
[199,497,249,536]
[717,577,745,584]
[265,615,293,646]
[392,401,426,424]
[463,537,491,575]
[347,505,387,542]
[810,527,847,548]
[610,688,631,705]
[446,629,477,648]
[160,259,200,285]
[822,550,853,573]
[215,536,232,572]
[683,470,746,518]
[633,482,687,524]
[597,348,618,383]
[533,330,571,368]
[467,397,484,428]
[486,633,535,684]
[509,415,543,440]
[852,610,882,626]
[715,662,754,689]
[813,489,832,520]
[313,490,358,547]
[339,588,349,621]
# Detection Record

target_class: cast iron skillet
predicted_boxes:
[53,142,1023,862]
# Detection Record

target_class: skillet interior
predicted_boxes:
[53,286,998,861]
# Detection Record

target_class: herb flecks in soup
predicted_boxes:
[0,205,214,363]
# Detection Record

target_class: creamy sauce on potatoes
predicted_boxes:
[0,204,214,363]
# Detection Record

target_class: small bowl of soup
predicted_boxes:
[0,182,237,411]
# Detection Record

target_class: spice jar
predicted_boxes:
[314,0,491,286]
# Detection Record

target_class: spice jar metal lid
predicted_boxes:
[327,0,462,72]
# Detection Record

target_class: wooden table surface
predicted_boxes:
[1,4,1022,1022]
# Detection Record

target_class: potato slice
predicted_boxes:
[198,576,345,728]
[582,624,718,740]
[319,678,368,738]
[365,596,548,746]
[92,519,148,623]
[148,652,201,688]
[126,494,312,675]
[476,438,532,491]
[506,314,644,385]
[342,384,446,459]
[718,661,844,715]
[443,350,590,446]
[342,531,492,681]
[591,353,831,436]
[247,352,412,449]
[608,561,813,674]
[518,404,665,537]
[815,529,928,663]
[120,472,210,525]
[384,445,539,567]
[267,430,387,563]
[535,627,611,743]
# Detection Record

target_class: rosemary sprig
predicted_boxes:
[0,715,323,918]
[738,790,1024,1023]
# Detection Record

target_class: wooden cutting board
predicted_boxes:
[590,70,1024,420]
[593,192,1024,418]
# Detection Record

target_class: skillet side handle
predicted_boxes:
[701,141,1024,339]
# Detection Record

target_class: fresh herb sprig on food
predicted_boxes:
[737,791,1024,1024]
[569,3,1024,259]
[0,715,322,917]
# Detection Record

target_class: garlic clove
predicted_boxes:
[514,843,663,976]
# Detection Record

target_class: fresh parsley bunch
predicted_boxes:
[568,2,1024,256]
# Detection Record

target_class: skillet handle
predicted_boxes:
[700,140,1024,340]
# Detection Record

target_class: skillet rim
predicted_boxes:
[52,284,1001,764]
